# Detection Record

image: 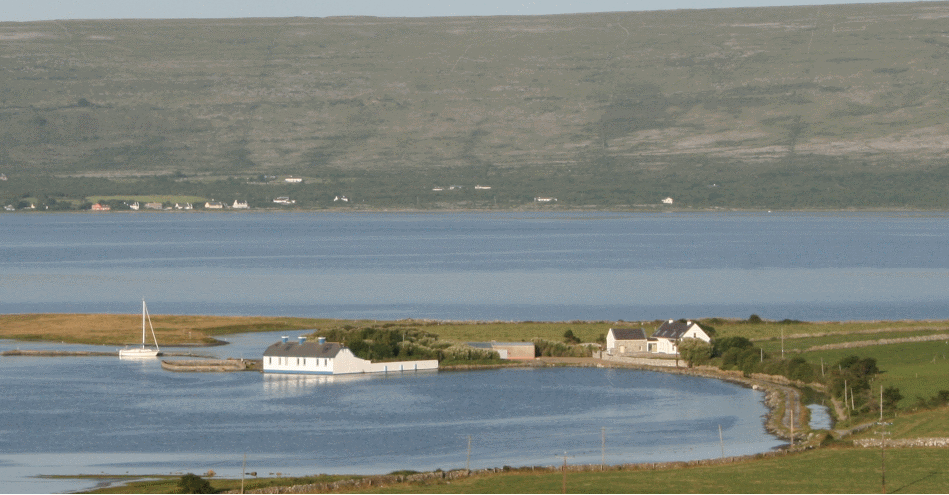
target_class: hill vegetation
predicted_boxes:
[4,2,949,210]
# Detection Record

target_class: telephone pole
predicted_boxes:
[466,435,472,472]
[601,427,606,469]
[555,452,573,494]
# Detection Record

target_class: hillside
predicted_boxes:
[3,2,949,210]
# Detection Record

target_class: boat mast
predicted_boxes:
[142,299,147,348]
[144,300,160,352]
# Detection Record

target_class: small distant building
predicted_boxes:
[432,187,444,191]
[144,202,163,210]
[467,342,535,360]
[606,328,650,355]
[232,200,249,209]
[333,195,349,202]
[273,197,296,205]
[661,197,674,204]
[91,203,111,211]
[651,320,711,354]
[205,201,224,209]
[129,202,140,210]
[175,203,193,210]
[263,336,438,375]
[285,177,303,183]
[534,197,557,203]
[475,185,492,190]
[0,173,8,181]
[3,205,14,211]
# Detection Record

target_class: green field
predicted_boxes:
[86,447,949,493]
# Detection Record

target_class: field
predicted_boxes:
[5,2,949,210]
[86,447,949,493]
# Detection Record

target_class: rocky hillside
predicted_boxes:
[3,2,949,209]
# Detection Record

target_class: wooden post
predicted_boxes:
[241,454,246,495]
[790,404,794,448]
[601,427,606,469]
[466,435,471,472]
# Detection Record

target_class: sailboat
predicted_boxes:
[118,300,162,358]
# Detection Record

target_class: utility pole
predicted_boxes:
[241,454,246,495]
[601,427,606,469]
[781,329,785,359]
[556,452,573,494]
[466,435,472,472]
[790,405,794,448]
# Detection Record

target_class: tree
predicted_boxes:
[882,386,903,410]
[677,338,712,368]
[177,473,214,494]
[563,329,580,344]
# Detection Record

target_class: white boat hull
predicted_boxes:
[119,347,161,359]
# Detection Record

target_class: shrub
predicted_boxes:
[177,473,213,494]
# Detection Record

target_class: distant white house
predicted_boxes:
[232,200,249,209]
[661,197,674,204]
[175,203,193,210]
[263,336,438,375]
[205,201,224,209]
[285,177,303,183]
[650,320,711,354]
[534,197,557,202]
[475,185,492,190]
[273,197,296,205]
[144,202,163,210]
[129,202,140,210]
[333,195,349,202]
[432,187,444,191]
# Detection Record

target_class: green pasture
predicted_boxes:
[85,447,949,494]
[755,328,949,354]
[799,340,949,410]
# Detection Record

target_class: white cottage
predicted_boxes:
[650,320,711,354]
[262,336,438,375]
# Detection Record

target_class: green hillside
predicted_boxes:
[3,2,949,210]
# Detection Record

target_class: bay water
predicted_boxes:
[3,211,949,492]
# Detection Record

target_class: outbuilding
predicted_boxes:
[606,328,649,355]
[467,341,535,360]
[263,336,438,375]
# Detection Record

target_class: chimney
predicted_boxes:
[298,336,306,345]
[318,336,326,344]
[281,336,288,343]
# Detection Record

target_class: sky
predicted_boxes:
[1,0,929,22]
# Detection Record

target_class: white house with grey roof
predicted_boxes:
[650,320,711,355]
[263,336,438,375]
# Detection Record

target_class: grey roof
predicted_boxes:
[609,328,647,340]
[652,320,701,339]
[264,341,343,358]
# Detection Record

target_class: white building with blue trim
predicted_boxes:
[263,336,438,375]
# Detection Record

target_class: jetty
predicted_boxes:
[161,359,260,372]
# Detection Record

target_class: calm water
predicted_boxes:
[2,211,947,492]
[3,211,949,320]
[0,331,781,493]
